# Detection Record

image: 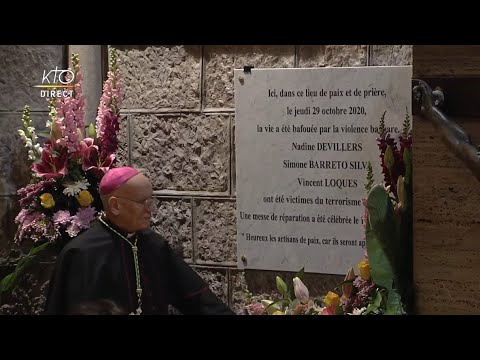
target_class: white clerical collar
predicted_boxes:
[127,233,136,239]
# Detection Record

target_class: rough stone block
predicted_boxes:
[0,112,48,196]
[194,199,236,264]
[230,269,344,315]
[193,266,228,304]
[151,197,192,259]
[370,45,412,66]
[131,113,230,193]
[298,45,367,68]
[231,117,236,196]
[204,45,295,108]
[229,269,275,315]
[0,45,64,112]
[114,115,129,167]
[112,45,201,110]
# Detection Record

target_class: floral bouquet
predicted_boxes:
[245,259,383,315]
[0,49,124,293]
[245,110,413,315]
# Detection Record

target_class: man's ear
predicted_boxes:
[108,197,120,215]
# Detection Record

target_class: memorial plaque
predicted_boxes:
[235,66,412,274]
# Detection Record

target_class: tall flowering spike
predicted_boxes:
[47,98,56,129]
[364,161,374,192]
[18,105,42,160]
[378,110,387,138]
[52,53,85,154]
[96,48,123,159]
[403,106,411,137]
[293,277,309,304]
[71,53,85,133]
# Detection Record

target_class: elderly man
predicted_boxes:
[45,167,234,315]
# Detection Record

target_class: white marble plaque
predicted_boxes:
[235,66,412,274]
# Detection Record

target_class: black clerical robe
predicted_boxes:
[45,219,234,315]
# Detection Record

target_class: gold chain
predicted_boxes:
[99,216,143,315]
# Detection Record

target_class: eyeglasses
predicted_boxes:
[114,195,154,209]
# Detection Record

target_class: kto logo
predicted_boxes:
[34,67,75,98]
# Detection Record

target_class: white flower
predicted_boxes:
[27,126,35,133]
[349,307,367,315]
[293,277,309,304]
[63,179,90,197]
[18,129,26,138]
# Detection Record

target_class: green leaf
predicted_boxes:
[366,230,395,290]
[384,145,395,172]
[37,131,51,139]
[29,242,50,255]
[0,242,50,294]
[276,276,288,295]
[295,267,305,281]
[264,299,290,314]
[365,291,383,314]
[367,185,390,228]
[385,289,404,315]
[334,279,354,290]
[290,299,300,309]
[88,123,96,138]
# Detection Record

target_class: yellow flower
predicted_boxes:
[272,310,285,315]
[323,291,340,307]
[40,193,55,209]
[358,260,371,280]
[76,190,94,207]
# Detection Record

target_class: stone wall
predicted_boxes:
[0,45,413,314]
[112,45,413,314]
[0,45,65,313]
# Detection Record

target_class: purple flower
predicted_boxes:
[17,178,56,208]
[14,212,60,243]
[53,210,71,226]
[96,64,123,146]
[66,223,81,238]
[246,302,264,315]
[71,206,96,229]
[99,111,120,159]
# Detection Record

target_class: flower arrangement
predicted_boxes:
[0,49,123,293]
[245,110,413,315]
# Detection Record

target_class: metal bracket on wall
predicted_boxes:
[412,79,480,182]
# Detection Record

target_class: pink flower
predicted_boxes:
[99,111,120,158]
[32,144,68,179]
[246,302,264,315]
[80,138,115,176]
[320,306,336,315]
[17,178,56,208]
[96,65,123,142]
[53,210,71,226]
[293,277,309,304]
[71,206,96,229]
